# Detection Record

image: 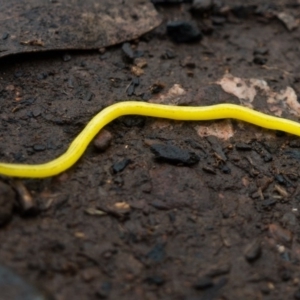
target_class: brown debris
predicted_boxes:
[20,39,45,47]
[134,57,148,69]
[274,184,289,199]
[12,180,36,214]
[131,66,144,77]
[276,12,299,31]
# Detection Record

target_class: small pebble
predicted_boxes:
[33,144,46,152]
[275,174,286,185]
[94,129,112,152]
[253,56,267,65]
[166,21,202,43]
[122,43,134,60]
[150,143,199,166]
[193,276,214,290]
[261,199,277,208]
[112,158,132,173]
[202,165,216,174]
[205,263,231,277]
[2,33,9,40]
[161,49,176,59]
[62,54,71,62]
[235,142,252,151]
[37,72,48,80]
[32,108,42,117]
[150,200,169,210]
[263,152,272,162]
[244,239,261,262]
[222,165,231,174]
[95,282,112,299]
[127,77,140,96]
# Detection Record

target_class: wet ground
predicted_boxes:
[1,1,300,299]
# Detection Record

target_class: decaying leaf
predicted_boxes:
[0,0,161,58]
[217,73,299,117]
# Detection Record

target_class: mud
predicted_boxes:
[1,1,300,299]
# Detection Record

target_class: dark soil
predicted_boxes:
[1,1,300,299]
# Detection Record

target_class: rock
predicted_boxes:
[112,158,132,173]
[274,174,287,186]
[94,129,113,152]
[261,199,277,209]
[263,152,272,162]
[244,239,261,262]
[253,56,267,65]
[126,77,140,96]
[235,142,252,151]
[150,143,199,165]
[161,49,176,59]
[122,43,144,62]
[95,282,112,299]
[33,144,46,152]
[150,200,169,210]
[222,165,231,174]
[2,33,9,40]
[122,42,134,60]
[166,21,202,43]
[0,182,16,226]
[202,165,216,174]
[0,265,53,300]
[205,262,231,277]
